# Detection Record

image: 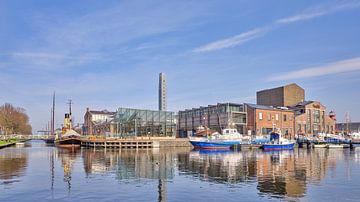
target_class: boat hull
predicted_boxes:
[55,138,81,148]
[262,143,295,151]
[190,140,240,150]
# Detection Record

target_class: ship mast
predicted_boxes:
[51,92,55,136]
[67,99,73,129]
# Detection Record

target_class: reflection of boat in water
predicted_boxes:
[55,100,81,148]
[313,144,328,148]
[189,128,242,150]
[262,132,295,151]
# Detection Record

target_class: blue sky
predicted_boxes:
[1,0,360,132]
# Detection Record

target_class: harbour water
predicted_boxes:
[1,140,360,201]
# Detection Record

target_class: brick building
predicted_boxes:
[289,101,335,136]
[257,83,305,107]
[245,103,295,139]
[83,108,116,136]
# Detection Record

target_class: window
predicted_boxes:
[267,113,271,121]
[259,112,263,120]
[275,114,279,121]
[283,114,287,122]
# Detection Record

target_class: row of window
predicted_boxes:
[258,112,291,122]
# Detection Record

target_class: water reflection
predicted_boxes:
[1,142,360,201]
[56,148,81,191]
[0,147,28,185]
[177,148,359,199]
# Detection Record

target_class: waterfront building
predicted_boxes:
[288,101,335,136]
[336,122,360,133]
[257,83,305,107]
[177,103,247,137]
[83,108,116,136]
[245,103,295,139]
[159,73,167,111]
[112,107,175,137]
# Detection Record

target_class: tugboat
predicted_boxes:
[55,100,81,148]
[262,130,295,151]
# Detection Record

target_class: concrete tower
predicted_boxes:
[159,73,167,111]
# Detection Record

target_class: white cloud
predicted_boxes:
[194,0,360,53]
[276,0,360,24]
[268,57,360,81]
[193,27,269,53]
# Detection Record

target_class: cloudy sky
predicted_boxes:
[1,0,360,132]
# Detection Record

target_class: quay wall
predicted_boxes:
[81,138,192,149]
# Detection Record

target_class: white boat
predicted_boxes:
[313,144,328,148]
[189,128,243,150]
[328,144,344,149]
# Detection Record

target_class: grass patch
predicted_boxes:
[0,139,17,146]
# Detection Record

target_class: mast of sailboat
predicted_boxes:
[51,92,55,136]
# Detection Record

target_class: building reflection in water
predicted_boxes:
[177,148,348,200]
[0,147,28,185]
[82,147,189,202]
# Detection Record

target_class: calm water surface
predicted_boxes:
[1,140,360,201]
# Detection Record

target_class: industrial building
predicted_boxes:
[336,122,360,133]
[83,108,116,136]
[257,83,305,107]
[245,103,295,139]
[177,103,247,137]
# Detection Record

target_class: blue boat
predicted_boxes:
[189,128,242,150]
[190,140,241,150]
[262,132,295,151]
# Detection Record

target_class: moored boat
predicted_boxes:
[328,144,344,149]
[189,128,242,150]
[313,144,328,148]
[55,101,82,148]
[262,132,295,151]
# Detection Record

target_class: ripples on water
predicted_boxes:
[1,141,360,201]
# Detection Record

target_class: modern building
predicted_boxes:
[177,103,247,137]
[289,101,336,136]
[336,122,360,133]
[83,108,116,136]
[245,103,295,139]
[159,73,167,111]
[257,83,305,107]
[112,107,175,137]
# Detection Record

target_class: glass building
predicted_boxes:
[112,107,175,137]
[178,103,247,137]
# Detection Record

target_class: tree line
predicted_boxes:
[0,103,32,135]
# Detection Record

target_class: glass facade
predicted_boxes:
[112,108,175,137]
[178,103,247,136]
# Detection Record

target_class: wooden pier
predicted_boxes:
[81,138,192,149]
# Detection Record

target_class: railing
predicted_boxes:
[0,135,51,140]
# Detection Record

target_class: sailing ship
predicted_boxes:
[55,100,81,148]
[45,92,56,144]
